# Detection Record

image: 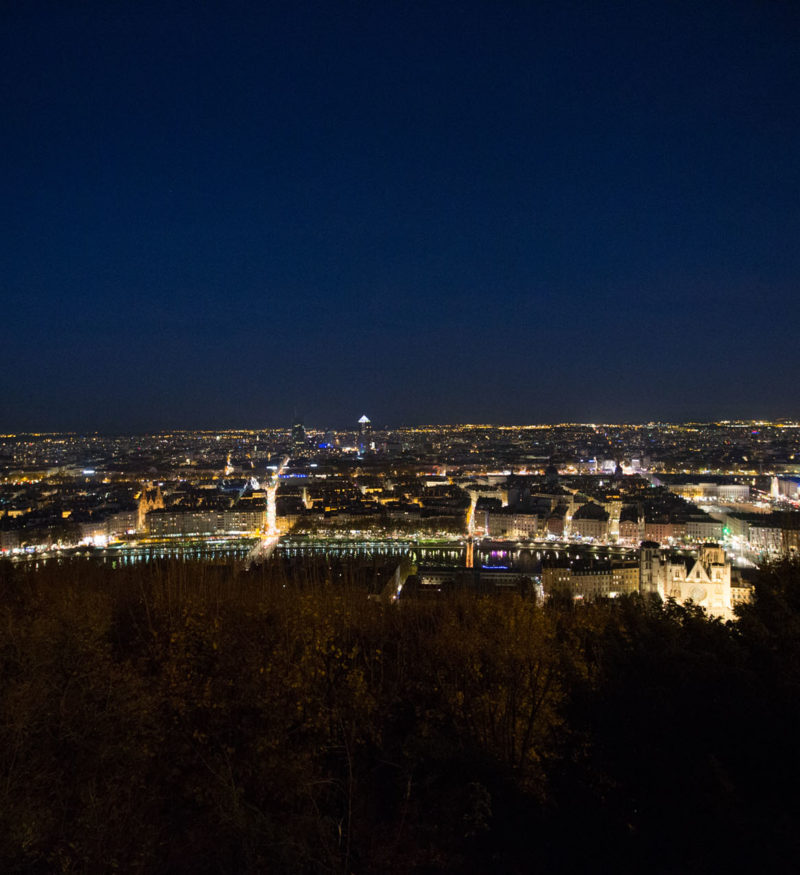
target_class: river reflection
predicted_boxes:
[9,537,638,574]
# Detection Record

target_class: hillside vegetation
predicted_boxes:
[1,557,799,873]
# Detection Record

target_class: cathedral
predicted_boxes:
[137,482,165,531]
[640,542,733,618]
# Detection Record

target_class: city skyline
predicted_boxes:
[5,419,800,591]
[3,389,800,868]
[4,415,800,438]
[3,2,799,431]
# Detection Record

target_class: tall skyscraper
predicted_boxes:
[358,414,372,452]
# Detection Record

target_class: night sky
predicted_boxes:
[2,2,799,431]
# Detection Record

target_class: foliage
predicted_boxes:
[1,558,800,872]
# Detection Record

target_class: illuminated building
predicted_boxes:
[358,414,372,452]
[618,505,642,545]
[685,517,724,542]
[542,560,640,599]
[291,420,306,447]
[571,502,610,541]
[137,482,164,531]
[638,542,733,618]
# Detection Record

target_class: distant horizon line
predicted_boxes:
[3,418,799,437]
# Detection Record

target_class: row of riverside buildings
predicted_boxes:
[474,502,726,544]
[417,542,748,620]
[541,542,749,618]
[474,497,800,557]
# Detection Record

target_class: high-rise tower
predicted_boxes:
[291,419,306,447]
[358,414,372,452]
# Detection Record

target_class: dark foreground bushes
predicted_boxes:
[1,558,800,873]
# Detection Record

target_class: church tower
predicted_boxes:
[137,482,165,531]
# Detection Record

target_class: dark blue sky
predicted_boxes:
[2,1,799,431]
